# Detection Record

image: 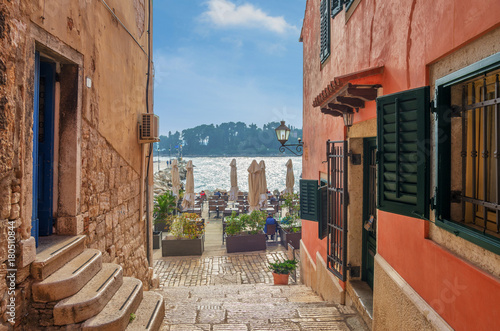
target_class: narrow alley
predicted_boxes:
[153,205,369,330]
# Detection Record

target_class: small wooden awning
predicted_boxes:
[313,66,384,117]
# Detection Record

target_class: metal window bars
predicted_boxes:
[460,72,500,234]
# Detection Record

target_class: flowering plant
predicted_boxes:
[170,213,204,239]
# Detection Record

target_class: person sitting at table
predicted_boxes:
[214,191,221,197]
[264,213,277,240]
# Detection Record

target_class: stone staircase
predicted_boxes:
[30,235,164,330]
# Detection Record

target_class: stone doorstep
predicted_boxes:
[53,263,124,325]
[31,235,86,280]
[32,249,103,302]
[126,291,165,331]
[81,277,143,331]
[346,280,373,330]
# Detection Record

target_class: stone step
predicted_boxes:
[32,249,102,302]
[126,291,165,331]
[31,235,86,281]
[53,263,124,325]
[81,277,143,331]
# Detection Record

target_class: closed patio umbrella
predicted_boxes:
[258,160,268,209]
[181,160,195,210]
[248,160,261,212]
[229,159,238,201]
[171,159,180,198]
[284,159,295,195]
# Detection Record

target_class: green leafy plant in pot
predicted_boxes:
[153,191,177,232]
[268,259,298,285]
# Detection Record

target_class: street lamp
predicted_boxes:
[275,121,303,156]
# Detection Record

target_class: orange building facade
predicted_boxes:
[299,0,500,330]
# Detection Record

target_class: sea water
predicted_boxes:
[154,156,302,193]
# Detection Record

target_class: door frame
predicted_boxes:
[362,137,377,288]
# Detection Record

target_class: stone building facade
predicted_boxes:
[299,0,500,330]
[0,0,155,328]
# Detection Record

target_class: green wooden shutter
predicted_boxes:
[300,179,319,221]
[331,0,342,19]
[318,184,328,239]
[377,86,430,219]
[320,0,330,63]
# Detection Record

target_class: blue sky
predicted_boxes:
[153,0,305,135]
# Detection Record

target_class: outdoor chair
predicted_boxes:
[265,224,277,242]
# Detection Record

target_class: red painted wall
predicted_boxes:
[301,0,500,329]
[378,211,500,330]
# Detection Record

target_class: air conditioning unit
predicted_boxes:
[138,113,160,143]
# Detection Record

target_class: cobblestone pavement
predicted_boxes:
[159,283,369,330]
[154,250,297,287]
[154,205,368,330]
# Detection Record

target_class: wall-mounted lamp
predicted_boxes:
[275,121,303,156]
[343,111,354,128]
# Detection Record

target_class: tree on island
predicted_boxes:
[155,121,302,157]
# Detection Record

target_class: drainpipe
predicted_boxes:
[144,0,153,266]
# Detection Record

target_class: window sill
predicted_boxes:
[345,0,362,23]
[435,218,500,255]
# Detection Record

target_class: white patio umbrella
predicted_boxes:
[171,159,180,198]
[284,159,295,195]
[258,160,268,209]
[229,159,238,201]
[248,160,261,212]
[181,160,195,210]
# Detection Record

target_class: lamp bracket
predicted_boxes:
[347,150,361,165]
[279,142,304,156]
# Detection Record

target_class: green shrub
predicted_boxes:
[268,259,298,275]
[225,210,266,236]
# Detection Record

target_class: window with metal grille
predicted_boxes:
[344,0,355,11]
[320,0,330,63]
[331,0,342,19]
[376,86,430,219]
[435,52,500,254]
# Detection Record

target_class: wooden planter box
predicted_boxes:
[162,235,204,257]
[280,229,301,250]
[226,233,266,253]
[154,222,170,233]
[153,231,162,249]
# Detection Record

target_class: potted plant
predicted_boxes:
[153,191,177,232]
[162,213,205,256]
[225,210,267,253]
[279,193,302,249]
[268,259,298,285]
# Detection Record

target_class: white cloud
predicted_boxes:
[202,0,297,34]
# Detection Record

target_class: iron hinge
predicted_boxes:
[430,195,436,210]
[375,150,381,164]
[430,101,436,113]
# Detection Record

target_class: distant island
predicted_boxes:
[154,121,302,157]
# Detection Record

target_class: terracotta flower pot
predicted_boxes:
[272,272,289,285]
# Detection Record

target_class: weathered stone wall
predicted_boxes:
[0,0,154,329]
[0,1,36,329]
[80,120,149,283]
